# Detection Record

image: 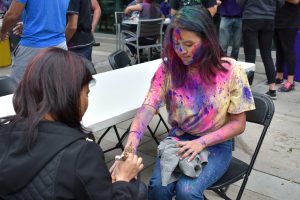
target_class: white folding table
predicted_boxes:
[0,59,255,133]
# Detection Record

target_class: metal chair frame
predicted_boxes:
[207,92,275,200]
[114,11,125,50]
[122,18,164,63]
[0,76,18,97]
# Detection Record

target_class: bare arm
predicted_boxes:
[285,0,300,4]
[125,104,156,151]
[177,112,246,161]
[91,0,101,32]
[65,14,78,42]
[207,5,218,17]
[124,4,142,15]
[0,0,24,41]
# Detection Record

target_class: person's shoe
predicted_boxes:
[278,81,295,92]
[265,90,277,100]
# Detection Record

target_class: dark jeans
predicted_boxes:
[274,28,298,76]
[69,45,93,61]
[242,19,276,84]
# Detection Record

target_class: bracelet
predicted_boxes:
[129,130,143,140]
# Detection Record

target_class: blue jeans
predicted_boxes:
[219,17,242,60]
[69,45,92,61]
[148,134,232,200]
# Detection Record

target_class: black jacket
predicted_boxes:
[0,121,138,199]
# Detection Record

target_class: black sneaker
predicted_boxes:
[265,90,277,100]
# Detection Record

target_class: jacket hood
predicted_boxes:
[0,121,86,195]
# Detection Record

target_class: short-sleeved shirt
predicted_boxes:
[143,58,255,136]
[16,0,69,48]
[169,0,217,10]
[67,0,94,49]
[139,3,161,19]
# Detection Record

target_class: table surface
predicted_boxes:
[122,18,170,25]
[0,59,255,132]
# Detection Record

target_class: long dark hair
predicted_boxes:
[0,48,94,148]
[162,6,227,87]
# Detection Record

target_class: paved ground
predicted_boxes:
[1,33,299,200]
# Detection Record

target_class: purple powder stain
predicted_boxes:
[242,87,252,101]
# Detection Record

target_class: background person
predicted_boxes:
[0,0,69,82]
[218,0,243,60]
[124,0,162,59]
[121,6,255,200]
[274,0,300,92]
[66,0,94,61]
[0,48,144,199]
[238,0,284,100]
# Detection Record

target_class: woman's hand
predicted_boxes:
[176,138,207,162]
[112,153,144,182]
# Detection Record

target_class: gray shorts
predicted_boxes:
[10,41,67,82]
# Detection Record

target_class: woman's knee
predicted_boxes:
[175,180,205,200]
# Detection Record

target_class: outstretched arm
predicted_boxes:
[125,104,157,151]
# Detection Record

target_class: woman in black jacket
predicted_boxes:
[0,48,144,199]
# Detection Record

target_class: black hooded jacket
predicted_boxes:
[0,121,138,199]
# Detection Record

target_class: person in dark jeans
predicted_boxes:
[66,0,95,61]
[274,1,300,92]
[218,0,243,60]
[239,0,284,100]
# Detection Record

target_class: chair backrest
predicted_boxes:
[137,18,164,38]
[245,92,275,177]
[108,49,131,70]
[0,76,18,97]
[81,57,97,75]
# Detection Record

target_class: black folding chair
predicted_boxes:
[0,76,18,97]
[206,92,275,200]
[97,50,169,152]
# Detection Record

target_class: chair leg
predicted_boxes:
[97,125,127,153]
[147,48,151,61]
[147,125,159,145]
[212,187,231,200]
[97,126,113,144]
[158,113,169,132]
[113,125,124,150]
[137,47,140,63]
[236,176,249,200]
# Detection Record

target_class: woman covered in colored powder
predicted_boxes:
[124,5,255,200]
